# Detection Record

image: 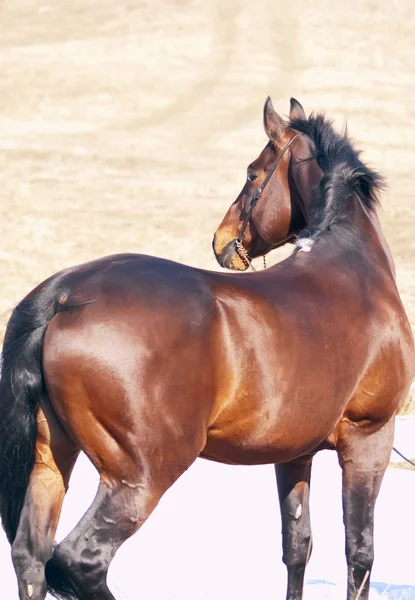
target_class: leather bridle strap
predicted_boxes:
[235,133,301,247]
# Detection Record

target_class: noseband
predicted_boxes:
[234,133,300,270]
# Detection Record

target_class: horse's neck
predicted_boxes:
[364,207,396,279]
[321,198,396,280]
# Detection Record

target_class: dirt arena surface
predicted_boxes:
[1,0,414,332]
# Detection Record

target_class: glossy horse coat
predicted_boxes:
[0,98,414,600]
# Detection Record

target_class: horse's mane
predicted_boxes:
[289,114,385,240]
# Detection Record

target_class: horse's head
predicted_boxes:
[213,98,322,270]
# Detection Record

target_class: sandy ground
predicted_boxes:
[0,0,414,331]
[1,0,415,598]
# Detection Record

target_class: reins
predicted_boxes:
[392,446,415,468]
[234,133,300,271]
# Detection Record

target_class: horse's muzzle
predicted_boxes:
[212,236,248,271]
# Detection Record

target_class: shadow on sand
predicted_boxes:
[306,580,415,599]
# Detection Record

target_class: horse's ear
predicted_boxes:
[263,97,286,142]
[289,97,306,121]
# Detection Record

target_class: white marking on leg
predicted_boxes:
[27,584,33,598]
[296,238,314,252]
[295,503,302,519]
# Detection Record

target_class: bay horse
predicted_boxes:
[0,98,413,600]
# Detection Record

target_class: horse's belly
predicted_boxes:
[201,416,334,466]
[200,440,312,466]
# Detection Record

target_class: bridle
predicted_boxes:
[234,133,300,271]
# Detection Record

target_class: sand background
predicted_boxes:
[0,0,414,399]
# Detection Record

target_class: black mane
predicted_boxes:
[289,114,385,240]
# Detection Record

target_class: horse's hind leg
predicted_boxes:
[47,459,191,600]
[11,404,79,600]
[47,475,164,600]
[44,401,202,599]
[275,456,313,600]
[42,313,210,599]
[336,417,394,600]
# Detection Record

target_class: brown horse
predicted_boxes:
[0,98,413,600]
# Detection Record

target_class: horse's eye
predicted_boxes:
[247,172,257,183]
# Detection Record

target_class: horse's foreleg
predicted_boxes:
[11,405,79,600]
[275,456,313,600]
[336,417,394,600]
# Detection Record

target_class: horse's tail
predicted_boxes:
[0,275,66,544]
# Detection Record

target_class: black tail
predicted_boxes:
[0,276,65,544]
